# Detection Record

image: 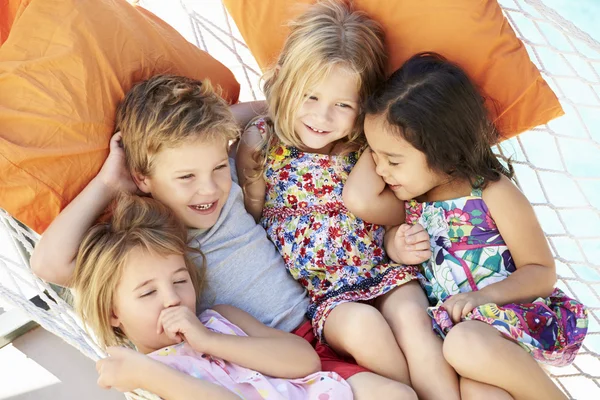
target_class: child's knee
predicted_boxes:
[377,380,418,400]
[380,298,431,337]
[349,373,417,400]
[443,321,492,369]
[325,304,388,347]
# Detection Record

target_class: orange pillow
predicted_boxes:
[223,0,563,139]
[0,0,240,234]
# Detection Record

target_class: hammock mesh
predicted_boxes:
[0,0,598,398]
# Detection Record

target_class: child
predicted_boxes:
[237,2,458,397]
[71,193,352,399]
[347,52,588,400]
[32,74,414,399]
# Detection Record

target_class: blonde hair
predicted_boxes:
[264,0,386,147]
[245,0,387,190]
[71,193,205,349]
[116,75,239,177]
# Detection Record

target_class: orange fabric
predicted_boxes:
[223,0,564,138]
[0,0,240,234]
[0,0,30,45]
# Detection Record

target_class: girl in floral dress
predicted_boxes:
[345,52,588,400]
[237,2,461,398]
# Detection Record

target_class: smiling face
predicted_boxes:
[135,137,232,230]
[365,113,448,202]
[293,64,360,154]
[110,248,197,354]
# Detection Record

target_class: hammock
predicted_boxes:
[0,0,598,398]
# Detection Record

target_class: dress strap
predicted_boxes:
[470,176,485,197]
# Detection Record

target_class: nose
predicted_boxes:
[311,102,333,124]
[195,176,218,196]
[374,160,387,178]
[163,287,182,309]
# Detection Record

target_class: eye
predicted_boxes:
[214,163,228,171]
[388,160,399,167]
[307,95,318,101]
[336,103,352,109]
[178,174,193,180]
[140,290,155,298]
[174,279,188,285]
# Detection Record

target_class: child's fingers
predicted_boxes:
[157,306,180,334]
[404,241,430,251]
[413,249,432,262]
[96,359,113,389]
[405,222,424,232]
[395,223,411,237]
[450,302,464,324]
[461,302,476,319]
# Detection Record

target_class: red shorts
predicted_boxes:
[292,320,369,380]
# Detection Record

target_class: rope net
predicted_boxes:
[0,0,598,398]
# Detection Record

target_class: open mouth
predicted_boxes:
[304,123,330,134]
[189,201,217,214]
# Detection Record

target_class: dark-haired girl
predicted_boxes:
[344,52,588,400]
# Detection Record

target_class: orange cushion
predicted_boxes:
[0,0,240,234]
[223,0,563,138]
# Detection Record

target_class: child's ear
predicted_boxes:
[132,172,152,194]
[110,310,120,328]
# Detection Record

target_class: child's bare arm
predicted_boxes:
[236,126,266,222]
[97,347,239,400]
[442,176,557,323]
[30,133,137,286]
[229,101,267,129]
[343,148,405,225]
[478,175,556,303]
[206,305,321,379]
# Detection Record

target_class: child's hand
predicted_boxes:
[97,132,138,193]
[442,291,492,324]
[158,306,213,353]
[392,223,432,265]
[96,346,154,392]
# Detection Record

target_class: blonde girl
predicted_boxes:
[71,193,352,399]
[236,1,459,398]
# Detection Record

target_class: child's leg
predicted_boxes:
[375,282,460,400]
[444,320,567,400]
[460,378,514,400]
[346,372,417,400]
[323,302,411,385]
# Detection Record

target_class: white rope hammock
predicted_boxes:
[0,0,598,398]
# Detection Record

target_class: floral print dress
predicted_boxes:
[406,182,588,366]
[255,119,419,340]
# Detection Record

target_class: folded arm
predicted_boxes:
[478,175,557,305]
[30,133,135,286]
[206,305,321,379]
[343,148,405,225]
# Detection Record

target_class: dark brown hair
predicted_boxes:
[366,52,513,187]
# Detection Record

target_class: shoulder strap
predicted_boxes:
[470,176,485,197]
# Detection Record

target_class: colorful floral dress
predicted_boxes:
[149,309,352,399]
[255,119,419,340]
[405,182,588,366]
